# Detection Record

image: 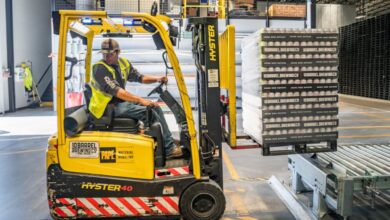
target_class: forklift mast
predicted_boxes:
[188,17,223,186]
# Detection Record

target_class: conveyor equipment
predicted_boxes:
[289,144,390,219]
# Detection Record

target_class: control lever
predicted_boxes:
[145,105,153,129]
[147,81,165,97]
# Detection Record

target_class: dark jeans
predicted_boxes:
[114,102,175,154]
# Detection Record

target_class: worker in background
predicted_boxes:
[23,63,33,92]
[89,38,183,159]
[151,1,158,16]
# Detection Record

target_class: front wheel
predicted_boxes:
[180,180,226,220]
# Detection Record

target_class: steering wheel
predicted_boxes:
[65,56,84,81]
[147,81,165,97]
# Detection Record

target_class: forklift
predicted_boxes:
[47,11,227,219]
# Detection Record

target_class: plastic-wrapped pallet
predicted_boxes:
[241,28,339,155]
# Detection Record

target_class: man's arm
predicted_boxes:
[126,62,167,84]
[93,64,155,106]
[115,88,157,106]
[141,75,167,84]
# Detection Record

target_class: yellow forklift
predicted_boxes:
[46,11,228,219]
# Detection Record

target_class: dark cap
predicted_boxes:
[100,38,120,54]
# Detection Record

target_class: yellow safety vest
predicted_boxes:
[24,66,33,92]
[89,57,131,119]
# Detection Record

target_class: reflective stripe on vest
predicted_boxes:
[89,57,130,119]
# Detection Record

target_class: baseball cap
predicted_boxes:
[99,38,120,54]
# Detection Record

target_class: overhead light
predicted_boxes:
[123,19,134,26]
[81,17,102,25]
[123,18,143,26]
[70,22,89,35]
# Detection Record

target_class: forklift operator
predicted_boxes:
[89,38,183,159]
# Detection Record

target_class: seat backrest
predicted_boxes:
[83,83,111,126]
[84,83,92,108]
[83,83,139,133]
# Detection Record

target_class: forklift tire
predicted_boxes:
[180,180,226,220]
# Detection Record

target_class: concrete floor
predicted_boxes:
[1,94,390,219]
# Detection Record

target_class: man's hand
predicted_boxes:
[158,76,168,83]
[139,99,158,107]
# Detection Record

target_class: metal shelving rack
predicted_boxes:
[339,13,390,100]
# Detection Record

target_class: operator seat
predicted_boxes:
[83,84,140,134]
[83,83,166,166]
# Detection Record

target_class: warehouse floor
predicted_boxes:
[1,94,390,219]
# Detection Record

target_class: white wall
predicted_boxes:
[316,4,356,29]
[12,0,52,108]
[0,0,9,114]
[105,0,158,14]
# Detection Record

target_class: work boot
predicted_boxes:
[167,145,183,159]
[173,138,180,145]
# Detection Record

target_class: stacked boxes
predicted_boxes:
[241,28,339,155]
[356,0,390,20]
[268,4,306,18]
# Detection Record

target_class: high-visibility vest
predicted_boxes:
[89,57,131,119]
[24,66,33,92]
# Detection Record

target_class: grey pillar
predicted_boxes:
[6,0,15,112]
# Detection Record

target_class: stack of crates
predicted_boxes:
[241,28,339,155]
[268,4,306,18]
[339,13,390,100]
[356,0,390,20]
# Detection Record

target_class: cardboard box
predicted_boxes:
[186,0,199,4]
[236,0,254,4]
[187,7,198,17]
[268,4,306,17]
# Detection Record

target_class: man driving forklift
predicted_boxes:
[89,38,183,159]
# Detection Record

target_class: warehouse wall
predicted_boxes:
[12,0,51,108]
[316,4,356,29]
[105,0,158,14]
[0,0,9,114]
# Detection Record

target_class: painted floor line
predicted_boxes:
[340,118,390,122]
[222,148,249,216]
[342,102,390,113]
[238,217,258,220]
[229,193,250,216]
[0,136,50,142]
[338,126,390,130]
[340,134,390,139]
[0,148,46,156]
[357,112,390,120]
[340,112,390,114]
[222,149,240,180]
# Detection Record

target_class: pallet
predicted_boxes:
[246,132,337,156]
[262,140,337,156]
[245,128,337,156]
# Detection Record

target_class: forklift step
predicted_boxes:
[40,101,53,107]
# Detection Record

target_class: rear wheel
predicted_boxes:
[180,180,225,220]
